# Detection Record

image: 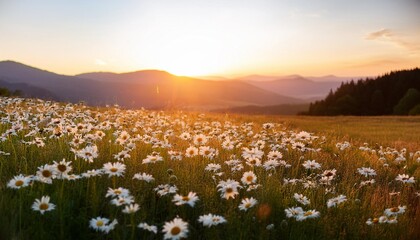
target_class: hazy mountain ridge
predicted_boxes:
[0,61,304,109]
[241,75,347,99]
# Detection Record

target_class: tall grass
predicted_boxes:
[0,98,419,239]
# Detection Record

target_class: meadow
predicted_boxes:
[0,97,419,240]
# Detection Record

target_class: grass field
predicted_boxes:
[0,97,419,240]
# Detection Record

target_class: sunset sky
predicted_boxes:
[1,0,419,77]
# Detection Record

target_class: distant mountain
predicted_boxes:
[76,70,174,84]
[0,61,303,110]
[242,75,345,99]
[304,68,420,115]
[0,79,58,99]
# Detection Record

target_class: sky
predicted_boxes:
[0,0,419,77]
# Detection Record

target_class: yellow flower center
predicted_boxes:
[15,180,24,187]
[39,203,49,210]
[304,211,313,217]
[226,188,233,193]
[57,164,67,172]
[390,207,399,212]
[245,203,252,208]
[114,190,122,195]
[96,220,104,227]
[182,196,190,201]
[246,176,253,182]
[42,170,52,178]
[110,167,118,173]
[171,226,181,235]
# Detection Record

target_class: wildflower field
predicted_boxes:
[0,97,419,240]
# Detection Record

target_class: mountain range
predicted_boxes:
[0,61,350,110]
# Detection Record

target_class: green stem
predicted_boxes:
[130,214,135,240]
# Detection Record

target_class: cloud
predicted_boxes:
[365,29,419,53]
[94,59,107,65]
[365,29,393,40]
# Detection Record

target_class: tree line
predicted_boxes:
[0,87,22,97]
[303,68,420,115]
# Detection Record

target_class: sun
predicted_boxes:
[133,35,230,77]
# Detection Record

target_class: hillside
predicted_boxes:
[303,68,420,115]
[0,61,302,110]
[243,75,343,99]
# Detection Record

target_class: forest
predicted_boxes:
[304,68,420,115]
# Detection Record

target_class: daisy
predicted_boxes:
[32,196,56,214]
[105,187,130,198]
[241,147,264,160]
[327,195,347,208]
[133,172,155,182]
[366,218,379,225]
[357,167,377,177]
[35,164,57,184]
[82,169,103,178]
[193,134,208,145]
[296,209,320,221]
[198,214,227,227]
[217,179,241,200]
[7,174,32,189]
[294,193,311,205]
[122,203,140,214]
[138,222,158,234]
[285,207,304,218]
[162,217,189,240]
[172,192,199,207]
[360,179,376,187]
[283,178,299,185]
[321,169,337,180]
[113,150,131,161]
[241,171,257,185]
[263,159,281,171]
[110,195,135,206]
[53,159,72,179]
[179,132,191,140]
[199,146,217,159]
[245,157,262,167]
[205,163,221,172]
[238,197,258,211]
[302,160,321,170]
[395,174,415,184]
[89,217,109,232]
[384,206,406,216]
[154,184,178,197]
[142,152,163,164]
[77,145,99,163]
[116,131,130,144]
[102,162,126,177]
[267,150,283,160]
[65,174,81,181]
[185,146,199,158]
[167,150,183,161]
[89,217,118,233]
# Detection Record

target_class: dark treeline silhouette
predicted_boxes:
[0,87,22,97]
[303,68,420,115]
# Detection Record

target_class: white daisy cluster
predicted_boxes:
[1,96,419,239]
